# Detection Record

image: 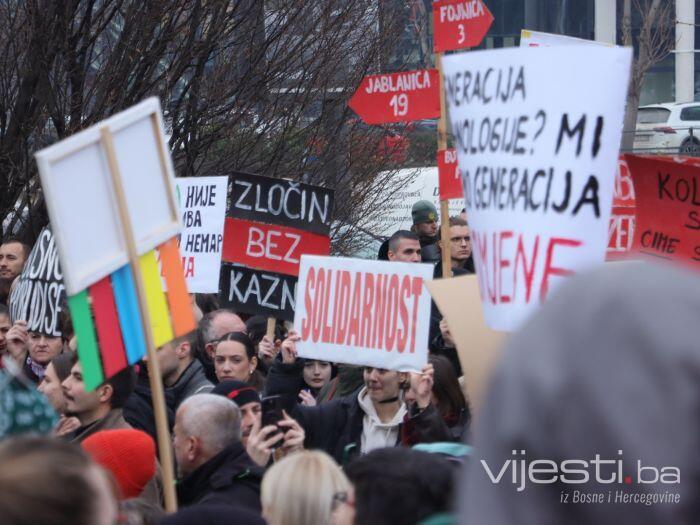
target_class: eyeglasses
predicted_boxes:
[332,491,355,510]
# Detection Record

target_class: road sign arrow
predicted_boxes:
[348,69,440,125]
[433,0,494,52]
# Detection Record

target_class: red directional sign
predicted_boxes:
[437,149,463,200]
[348,69,440,124]
[433,0,494,52]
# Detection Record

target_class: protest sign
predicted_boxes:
[426,274,506,413]
[294,255,434,372]
[438,148,463,200]
[9,228,66,337]
[221,172,333,320]
[174,177,227,293]
[625,154,700,265]
[36,97,191,512]
[442,45,632,331]
[519,29,609,48]
[349,69,441,124]
[607,157,636,260]
[433,0,493,52]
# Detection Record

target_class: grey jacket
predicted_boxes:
[169,359,214,408]
[460,262,700,525]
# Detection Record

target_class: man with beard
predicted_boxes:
[0,239,29,304]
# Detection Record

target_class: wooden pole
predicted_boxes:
[437,53,452,278]
[100,127,178,513]
[266,316,276,339]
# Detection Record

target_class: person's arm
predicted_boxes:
[402,364,453,446]
[263,331,305,410]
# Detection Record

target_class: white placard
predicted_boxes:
[175,176,228,293]
[35,98,180,295]
[519,29,609,48]
[442,45,632,331]
[294,255,434,372]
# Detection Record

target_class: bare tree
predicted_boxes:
[620,0,675,152]
[0,0,413,255]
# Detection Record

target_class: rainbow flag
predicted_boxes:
[68,237,195,390]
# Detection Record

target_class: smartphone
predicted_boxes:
[261,395,284,432]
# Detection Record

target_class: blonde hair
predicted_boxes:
[261,451,351,525]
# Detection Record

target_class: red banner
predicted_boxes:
[348,69,440,124]
[606,157,636,261]
[222,218,330,277]
[437,148,463,200]
[433,0,494,53]
[625,154,700,265]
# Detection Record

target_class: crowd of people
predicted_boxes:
[1,197,695,524]
[0,200,476,525]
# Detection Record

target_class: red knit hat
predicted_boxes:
[81,428,156,500]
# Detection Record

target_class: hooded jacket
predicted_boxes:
[357,386,406,453]
[177,441,263,511]
[460,263,700,525]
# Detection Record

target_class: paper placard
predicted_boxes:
[175,176,227,293]
[442,45,632,331]
[294,255,434,372]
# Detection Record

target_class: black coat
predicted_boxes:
[265,360,367,464]
[177,442,263,511]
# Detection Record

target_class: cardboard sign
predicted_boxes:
[438,148,463,200]
[425,274,506,413]
[221,173,334,320]
[294,255,434,372]
[433,0,494,53]
[442,45,632,331]
[607,157,636,260]
[9,228,67,337]
[625,154,700,264]
[348,69,441,124]
[175,176,227,293]
[220,264,297,320]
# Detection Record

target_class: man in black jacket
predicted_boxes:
[173,393,263,511]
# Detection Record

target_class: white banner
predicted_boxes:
[442,45,632,331]
[294,255,434,372]
[176,176,228,293]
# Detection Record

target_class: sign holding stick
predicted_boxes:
[442,45,632,331]
[294,255,434,372]
[36,98,195,512]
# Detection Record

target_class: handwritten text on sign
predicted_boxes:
[626,154,700,264]
[176,176,227,293]
[348,69,441,125]
[442,46,632,330]
[9,228,66,336]
[294,255,434,372]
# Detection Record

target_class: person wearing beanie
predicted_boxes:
[212,380,262,448]
[81,428,157,500]
[410,200,441,264]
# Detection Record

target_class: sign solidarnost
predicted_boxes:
[294,255,434,372]
[348,69,440,124]
[438,148,463,200]
[433,0,494,53]
[443,45,632,331]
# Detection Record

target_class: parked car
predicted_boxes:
[634,102,700,154]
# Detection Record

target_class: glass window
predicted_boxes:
[680,106,700,121]
[636,108,671,124]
